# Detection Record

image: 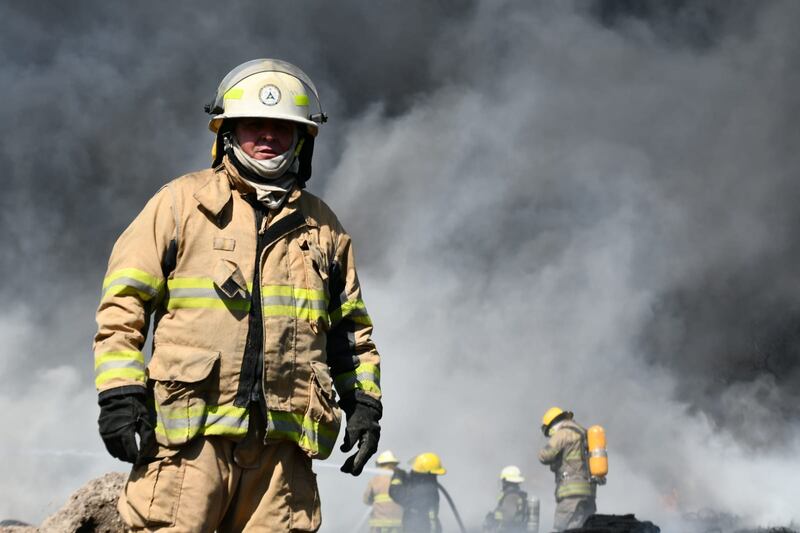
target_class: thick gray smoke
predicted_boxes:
[1,1,798,531]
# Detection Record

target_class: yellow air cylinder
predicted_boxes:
[587,425,608,478]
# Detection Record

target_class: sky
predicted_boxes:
[1,1,799,531]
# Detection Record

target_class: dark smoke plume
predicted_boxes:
[1,1,798,530]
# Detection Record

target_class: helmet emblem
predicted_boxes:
[259,84,281,106]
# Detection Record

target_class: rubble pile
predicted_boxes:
[0,473,126,533]
[564,513,661,532]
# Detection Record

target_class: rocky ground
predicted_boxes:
[0,472,126,533]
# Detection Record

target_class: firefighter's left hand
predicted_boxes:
[339,391,382,476]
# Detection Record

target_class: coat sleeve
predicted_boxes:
[538,433,563,465]
[93,185,177,397]
[326,229,382,401]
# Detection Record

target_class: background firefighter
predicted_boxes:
[389,452,446,533]
[538,407,597,532]
[93,58,382,532]
[363,450,404,533]
[483,465,536,533]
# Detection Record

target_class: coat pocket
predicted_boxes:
[213,258,249,299]
[300,361,341,460]
[147,344,221,447]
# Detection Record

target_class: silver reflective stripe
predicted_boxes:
[159,412,247,431]
[268,416,302,436]
[95,359,143,376]
[267,416,337,454]
[103,277,160,298]
[318,432,337,455]
[335,370,379,391]
[590,449,607,458]
[169,288,221,299]
[262,294,327,310]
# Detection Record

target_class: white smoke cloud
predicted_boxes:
[1,1,798,532]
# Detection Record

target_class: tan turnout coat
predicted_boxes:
[94,157,381,459]
[363,472,403,530]
[538,420,595,501]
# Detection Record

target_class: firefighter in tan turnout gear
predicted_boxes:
[93,59,382,532]
[363,450,403,533]
[538,408,597,531]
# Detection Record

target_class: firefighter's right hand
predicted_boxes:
[97,391,156,464]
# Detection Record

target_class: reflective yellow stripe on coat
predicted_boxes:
[102,268,164,301]
[334,363,381,395]
[94,350,146,388]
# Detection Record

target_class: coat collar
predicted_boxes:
[193,168,232,217]
[193,157,304,218]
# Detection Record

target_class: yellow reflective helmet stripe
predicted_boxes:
[224,87,244,100]
[293,94,309,106]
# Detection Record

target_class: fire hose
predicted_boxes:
[437,482,467,533]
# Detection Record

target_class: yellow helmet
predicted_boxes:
[376,450,400,466]
[541,406,573,435]
[411,452,446,475]
[500,465,524,483]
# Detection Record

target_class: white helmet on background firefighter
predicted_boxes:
[376,449,400,467]
[205,58,327,181]
[499,465,525,484]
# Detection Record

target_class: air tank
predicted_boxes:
[527,496,540,533]
[587,425,608,479]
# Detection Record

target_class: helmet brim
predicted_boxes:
[209,113,319,136]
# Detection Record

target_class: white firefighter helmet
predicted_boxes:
[376,450,400,466]
[500,465,524,483]
[205,58,326,136]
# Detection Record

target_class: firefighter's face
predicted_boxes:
[234,118,295,160]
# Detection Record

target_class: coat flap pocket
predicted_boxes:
[148,345,220,382]
[298,236,328,281]
[213,259,248,299]
[310,360,334,398]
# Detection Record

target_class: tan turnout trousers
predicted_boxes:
[118,408,320,532]
[552,496,596,531]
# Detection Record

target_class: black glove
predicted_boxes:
[97,389,156,464]
[338,390,382,476]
